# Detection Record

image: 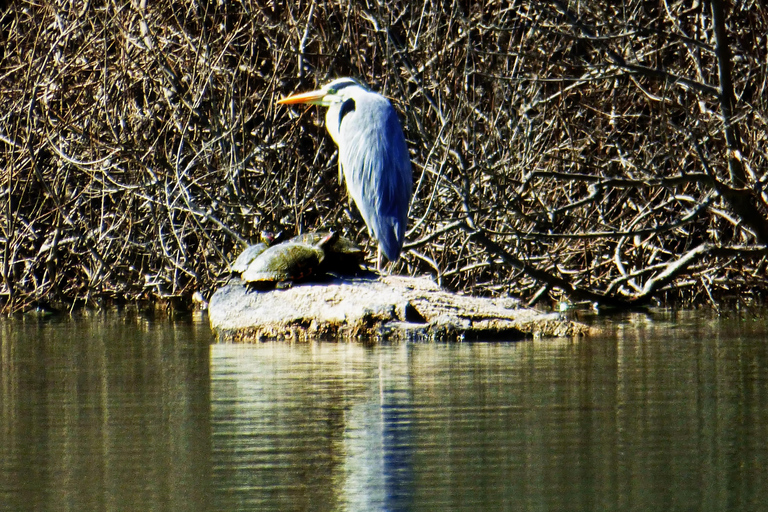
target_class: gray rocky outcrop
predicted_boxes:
[208,274,589,342]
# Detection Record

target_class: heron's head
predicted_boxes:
[277,78,365,107]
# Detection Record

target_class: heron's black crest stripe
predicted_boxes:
[339,98,356,125]
[331,80,358,92]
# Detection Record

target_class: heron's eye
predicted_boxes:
[327,87,337,94]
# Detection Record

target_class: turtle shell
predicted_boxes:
[242,242,325,284]
[289,232,364,273]
[289,232,362,255]
[230,243,270,274]
[230,231,283,274]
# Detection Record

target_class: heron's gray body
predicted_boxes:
[279,78,412,265]
[324,83,412,261]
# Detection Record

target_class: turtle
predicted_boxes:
[242,232,338,289]
[229,231,281,274]
[288,231,364,274]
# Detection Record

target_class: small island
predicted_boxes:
[208,274,589,343]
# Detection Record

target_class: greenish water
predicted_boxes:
[1,312,767,511]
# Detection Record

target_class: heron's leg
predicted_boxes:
[377,247,384,274]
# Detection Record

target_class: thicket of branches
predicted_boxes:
[2,0,767,313]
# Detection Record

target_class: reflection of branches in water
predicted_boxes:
[1,0,768,312]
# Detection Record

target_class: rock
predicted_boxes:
[208,274,590,342]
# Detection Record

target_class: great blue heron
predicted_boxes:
[277,77,413,270]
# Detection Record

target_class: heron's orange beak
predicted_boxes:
[277,89,330,106]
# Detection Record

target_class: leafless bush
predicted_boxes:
[1,0,767,313]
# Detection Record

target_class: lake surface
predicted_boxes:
[1,311,767,511]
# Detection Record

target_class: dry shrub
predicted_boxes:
[1,0,767,312]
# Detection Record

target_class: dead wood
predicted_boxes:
[2,1,768,313]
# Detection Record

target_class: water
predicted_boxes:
[1,312,767,511]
